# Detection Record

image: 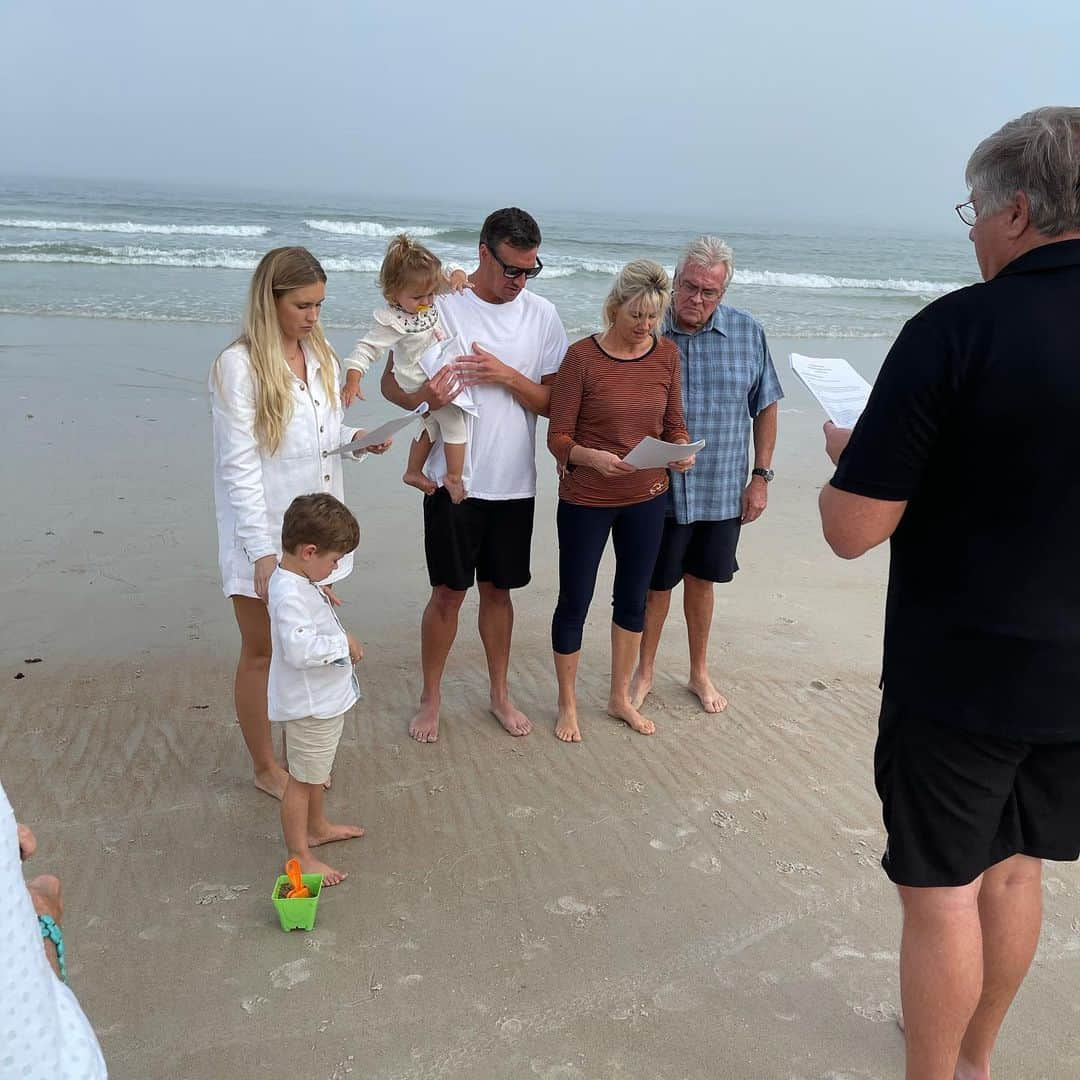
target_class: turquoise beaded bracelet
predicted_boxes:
[38,914,68,985]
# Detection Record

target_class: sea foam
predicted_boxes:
[304,219,451,238]
[0,218,269,237]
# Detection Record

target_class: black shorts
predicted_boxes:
[649,517,741,591]
[874,698,1080,887]
[423,489,534,592]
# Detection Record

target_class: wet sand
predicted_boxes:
[3,314,1079,1079]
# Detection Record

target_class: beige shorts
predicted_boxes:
[285,713,345,785]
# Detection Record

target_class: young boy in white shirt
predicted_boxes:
[268,493,364,887]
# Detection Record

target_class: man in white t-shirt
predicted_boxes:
[382,207,568,742]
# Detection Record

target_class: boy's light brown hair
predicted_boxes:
[379,233,447,304]
[281,493,360,554]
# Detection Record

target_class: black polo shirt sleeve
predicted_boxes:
[829,313,954,502]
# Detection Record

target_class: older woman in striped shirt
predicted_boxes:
[546,261,695,742]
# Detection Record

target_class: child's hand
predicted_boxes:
[447,269,473,294]
[347,634,364,663]
[341,378,364,407]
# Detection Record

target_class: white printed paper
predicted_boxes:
[789,352,872,429]
[622,437,706,469]
[326,403,429,458]
[418,335,478,417]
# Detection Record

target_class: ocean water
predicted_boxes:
[0,179,978,340]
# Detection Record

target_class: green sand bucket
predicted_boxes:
[272,873,323,931]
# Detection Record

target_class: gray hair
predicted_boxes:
[965,107,1080,236]
[602,259,672,330]
[675,235,734,287]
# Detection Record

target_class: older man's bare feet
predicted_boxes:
[294,853,348,887]
[688,674,728,713]
[491,695,531,736]
[308,821,364,848]
[629,667,653,709]
[409,697,440,743]
[555,704,581,742]
[607,698,656,735]
[254,764,290,801]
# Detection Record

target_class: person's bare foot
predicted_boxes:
[491,696,531,736]
[629,667,653,709]
[607,698,656,735]
[688,674,728,713]
[444,475,467,504]
[409,697,440,742]
[953,1057,990,1080]
[293,852,347,887]
[254,764,290,801]
[403,468,437,495]
[308,821,364,847]
[554,704,581,742]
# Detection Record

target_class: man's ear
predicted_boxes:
[1006,190,1032,239]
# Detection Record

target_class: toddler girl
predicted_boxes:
[343,235,470,502]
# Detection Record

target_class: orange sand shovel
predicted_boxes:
[284,858,310,899]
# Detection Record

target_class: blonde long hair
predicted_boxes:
[215,246,339,455]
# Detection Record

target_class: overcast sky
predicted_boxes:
[1,1,1075,228]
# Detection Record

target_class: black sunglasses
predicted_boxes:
[484,243,543,279]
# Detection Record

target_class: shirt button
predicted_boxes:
[314,400,320,406]
[319,426,324,433]
[322,451,328,458]
[324,474,330,482]
[299,383,306,391]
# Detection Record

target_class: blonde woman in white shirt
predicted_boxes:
[210,247,387,800]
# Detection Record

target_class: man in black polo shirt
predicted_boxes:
[819,107,1080,1080]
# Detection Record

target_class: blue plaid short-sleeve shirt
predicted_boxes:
[664,304,784,523]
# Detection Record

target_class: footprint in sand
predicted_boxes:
[649,825,698,851]
[269,958,312,990]
[852,1001,900,1024]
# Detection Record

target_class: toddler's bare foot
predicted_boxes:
[554,705,581,743]
[629,667,653,709]
[308,821,364,848]
[294,853,347,887]
[607,698,656,735]
[403,468,437,495]
[444,475,467,504]
[254,764,290,801]
[491,696,531,736]
[688,674,728,713]
[409,698,440,743]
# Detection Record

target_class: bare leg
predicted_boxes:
[898,879,984,1080]
[607,623,655,734]
[280,777,348,886]
[553,649,582,742]
[232,597,289,799]
[409,585,466,742]
[442,441,467,504]
[403,432,437,495]
[954,855,1043,1079]
[478,582,531,736]
[684,573,727,712]
[631,587,671,708]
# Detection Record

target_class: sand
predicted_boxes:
[3,314,1080,1079]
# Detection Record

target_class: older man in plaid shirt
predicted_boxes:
[631,236,783,714]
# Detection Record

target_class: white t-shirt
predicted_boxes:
[425,289,568,500]
[0,780,108,1079]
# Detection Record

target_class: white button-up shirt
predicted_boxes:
[210,340,361,598]
[267,567,360,722]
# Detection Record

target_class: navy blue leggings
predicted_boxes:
[551,494,669,655]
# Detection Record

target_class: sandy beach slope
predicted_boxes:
[3,315,1079,1079]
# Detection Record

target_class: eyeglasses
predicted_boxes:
[955,201,977,227]
[484,244,543,279]
[676,278,723,302]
